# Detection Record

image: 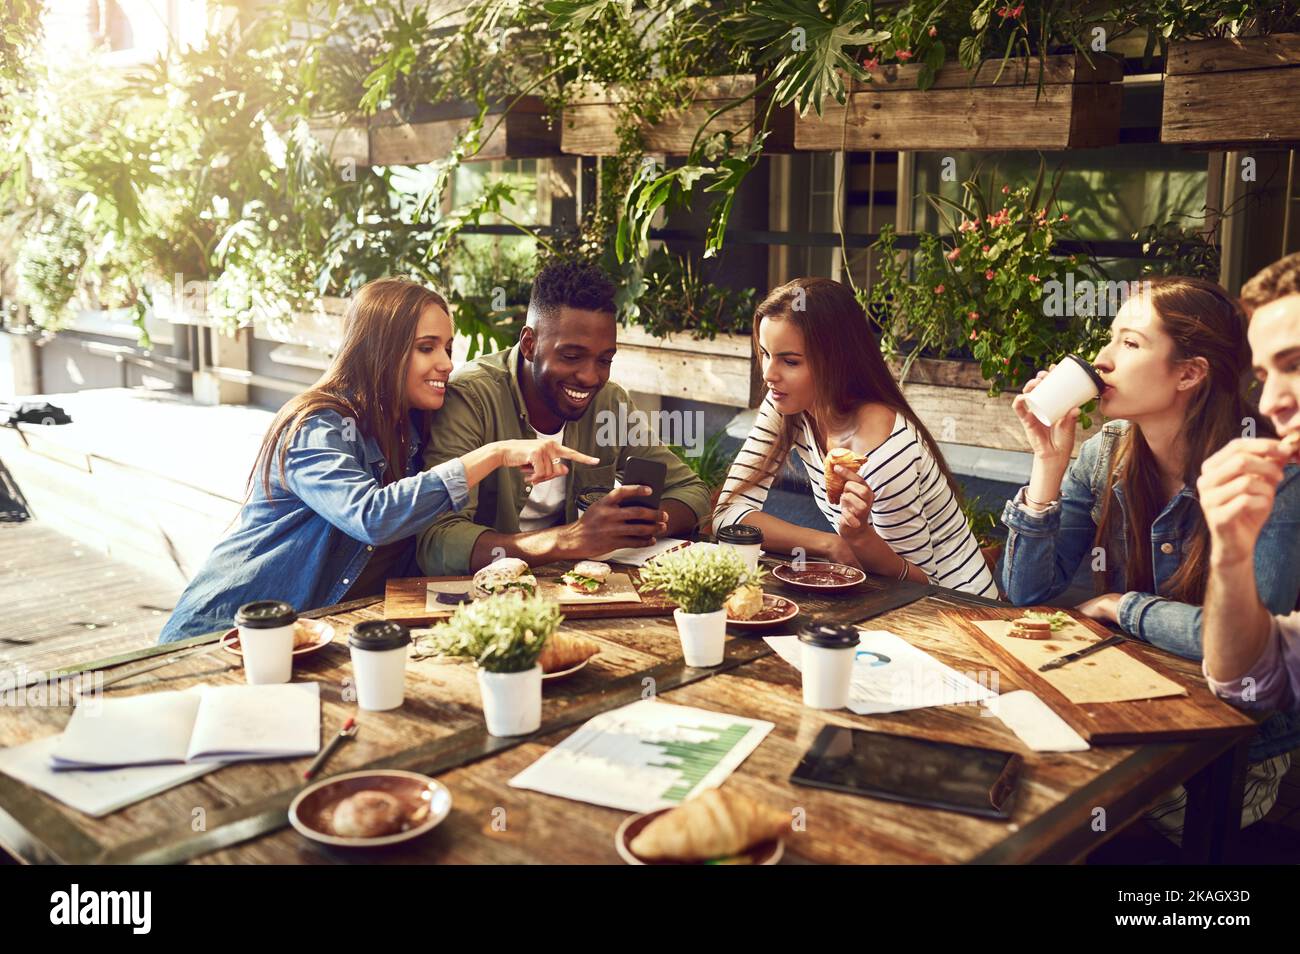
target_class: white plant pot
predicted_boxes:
[477,665,543,737]
[673,608,727,667]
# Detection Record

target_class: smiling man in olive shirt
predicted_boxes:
[416,261,712,575]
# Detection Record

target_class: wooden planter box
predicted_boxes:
[888,356,1099,456]
[369,97,560,166]
[251,296,350,353]
[795,53,1122,152]
[1163,34,1300,147]
[561,74,795,157]
[614,324,760,407]
[308,124,371,167]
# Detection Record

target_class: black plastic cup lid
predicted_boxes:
[716,524,764,545]
[235,600,298,629]
[1064,354,1106,394]
[349,620,411,652]
[798,622,859,649]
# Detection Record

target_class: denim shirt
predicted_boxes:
[158,409,469,644]
[1000,420,1300,760]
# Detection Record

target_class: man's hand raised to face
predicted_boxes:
[1198,437,1291,567]
[557,485,669,559]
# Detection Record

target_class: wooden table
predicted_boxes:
[0,564,1258,865]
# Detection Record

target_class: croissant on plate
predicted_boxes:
[629,788,788,861]
[538,632,601,673]
[824,448,869,505]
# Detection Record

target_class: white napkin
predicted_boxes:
[983,690,1090,752]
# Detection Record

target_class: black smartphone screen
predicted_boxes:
[790,725,1021,819]
[619,456,667,521]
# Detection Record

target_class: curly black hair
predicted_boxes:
[526,259,617,325]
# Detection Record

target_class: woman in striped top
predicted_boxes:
[713,278,998,598]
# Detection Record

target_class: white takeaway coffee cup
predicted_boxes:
[798,623,859,709]
[348,620,412,711]
[715,523,764,572]
[234,600,297,685]
[1022,354,1105,427]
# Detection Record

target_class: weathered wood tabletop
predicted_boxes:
[0,560,1258,865]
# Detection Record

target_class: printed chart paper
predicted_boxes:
[508,699,772,812]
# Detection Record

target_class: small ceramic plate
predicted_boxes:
[614,809,783,865]
[772,562,866,591]
[221,619,335,659]
[542,656,594,681]
[727,594,799,630]
[289,770,452,849]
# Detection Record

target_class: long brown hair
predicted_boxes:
[720,277,963,513]
[251,278,450,500]
[1093,276,1273,602]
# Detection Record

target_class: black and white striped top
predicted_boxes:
[714,395,998,598]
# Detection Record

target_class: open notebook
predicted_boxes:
[50,682,321,770]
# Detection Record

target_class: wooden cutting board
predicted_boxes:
[970,618,1185,704]
[940,606,1257,745]
[383,566,678,625]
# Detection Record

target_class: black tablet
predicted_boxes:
[790,725,1022,820]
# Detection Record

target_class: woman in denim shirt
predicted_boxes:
[159,279,596,643]
[1001,276,1300,841]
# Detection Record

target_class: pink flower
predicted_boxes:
[1013,4,1024,16]
[985,208,1011,228]
[945,247,961,261]
[968,311,979,321]
[985,269,995,280]
[928,26,938,37]
[1060,213,1069,221]
[1028,274,1038,283]
[981,244,990,253]
[970,329,979,340]
[1003,357,1011,365]
[862,56,879,71]
[934,284,945,294]
[958,219,977,233]
[1001,185,1010,194]
[897,50,913,61]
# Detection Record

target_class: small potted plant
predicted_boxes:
[419,594,563,737]
[638,544,761,667]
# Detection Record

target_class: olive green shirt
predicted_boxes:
[417,342,713,574]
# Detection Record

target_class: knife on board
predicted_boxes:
[1038,633,1128,672]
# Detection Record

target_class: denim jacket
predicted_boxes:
[1001,420,1300,761]
[158,409,468,644]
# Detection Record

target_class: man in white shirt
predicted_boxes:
[1199,252,1300,710]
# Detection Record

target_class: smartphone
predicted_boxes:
[619,456,667,523]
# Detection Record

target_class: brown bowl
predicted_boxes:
[772,562,866,591]
[614,808,783,865]
[221,619,335,659]
[289,770,452,848]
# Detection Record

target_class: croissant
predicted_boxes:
[629,788,788,861]
[538,632,601,673]
[824,448,868,505]
[1282,432,1300,464]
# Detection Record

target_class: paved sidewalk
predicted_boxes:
[0,521,179,676]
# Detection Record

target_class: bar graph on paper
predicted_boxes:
[507,700,774,813]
